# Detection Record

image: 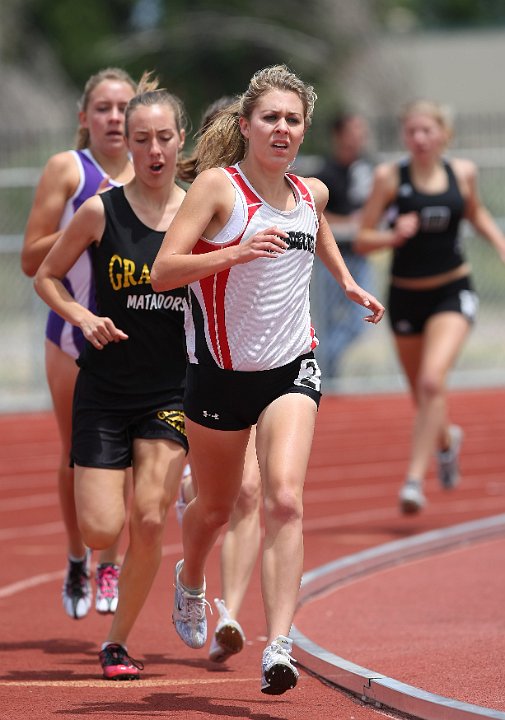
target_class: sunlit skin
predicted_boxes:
[21,79,135,278]
[79,80,136,166]
[239,89,306,180]
[126,104,185,194]
[151,89,384,325]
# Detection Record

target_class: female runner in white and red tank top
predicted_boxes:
[152,65,384,696]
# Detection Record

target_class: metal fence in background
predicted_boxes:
[1,119,504,412]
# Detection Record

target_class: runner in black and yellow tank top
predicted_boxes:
[34,77,190,681]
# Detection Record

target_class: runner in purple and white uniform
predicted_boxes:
[22,68,136,620]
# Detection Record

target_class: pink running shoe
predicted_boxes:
[99,643,144,681]
[95,563,120,614]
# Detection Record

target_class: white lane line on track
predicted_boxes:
[302,494,505,532]
[0,542,183,598]
[0,570,64,598]
[3,496,503,599]
[0,677,255,688]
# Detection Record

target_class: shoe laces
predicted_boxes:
[267,639,296,664]
[101,643,144,671]
[96,564,120,599]
[177,588,212,623]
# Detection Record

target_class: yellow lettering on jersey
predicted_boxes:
[123,259,137,288]
[138,264,151,285]
[109,255,152,290]
[109,254,123,291]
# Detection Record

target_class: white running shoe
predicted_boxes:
[62,549,92,620]
[208,598,245,663]
[261,635,299,695]
[399,479,426,515]
[437,425,464,489]
[95,563,120,614]
[172,560,209,649]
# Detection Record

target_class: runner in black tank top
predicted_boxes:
[356,99,505,516]
[392,159,465,279]
[34,81,190,681]
[78,185,186,395]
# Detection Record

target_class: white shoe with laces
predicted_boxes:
[172,560,210,649]
[208,598,245,663]
[261,635,299,695]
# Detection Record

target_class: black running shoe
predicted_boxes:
[62,550,92,619]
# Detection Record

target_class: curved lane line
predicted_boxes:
[0,541,183,598]
[292,513,505,720]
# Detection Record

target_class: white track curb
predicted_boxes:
[292,513,505,720]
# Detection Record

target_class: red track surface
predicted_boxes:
[1,388,504,719]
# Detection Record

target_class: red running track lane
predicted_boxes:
[1,388,504,720]
[295,534,505,712]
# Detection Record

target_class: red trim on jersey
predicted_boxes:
[224,166,263,218]
[191,168,263,369]
[286,173,315,212]
[192,239,234,368]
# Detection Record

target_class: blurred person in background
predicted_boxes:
[356,99,505,514]
[21,68,136,620]
[34,76,189,680]
[312,112,375,379]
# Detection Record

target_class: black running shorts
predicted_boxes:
[388,276,478,336]
[184,353,322,431]
[71,370,188,469]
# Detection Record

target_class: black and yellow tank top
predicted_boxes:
[77,186,187,395]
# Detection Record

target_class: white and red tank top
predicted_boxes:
[185,163,319,371]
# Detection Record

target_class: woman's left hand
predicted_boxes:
[345,284,385,324]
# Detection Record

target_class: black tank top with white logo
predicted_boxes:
[77,186,187,396]
[391,160,466,278]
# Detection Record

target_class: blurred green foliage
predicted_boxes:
[22,0,351,152]
[376,0,505,29]
[5,0,505,150]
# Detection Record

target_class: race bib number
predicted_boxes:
[294,358,321,393]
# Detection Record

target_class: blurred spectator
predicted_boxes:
[312,112,375,378]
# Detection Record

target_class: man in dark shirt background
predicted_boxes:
[312,112,376,380]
